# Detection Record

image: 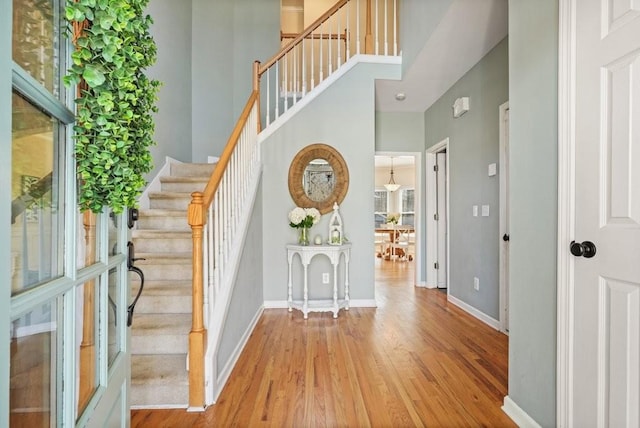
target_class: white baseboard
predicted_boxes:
[263,300,288,309]
[140,156,181,210]
[502,396,542,428]
[447,294,500,330]
[212,305,264,403]
[423,282,438,289]
[263,299,378,309]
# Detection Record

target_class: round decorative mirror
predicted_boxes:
[304,159,335,202]
[288,144,349,214]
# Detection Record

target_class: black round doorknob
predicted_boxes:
[570,240,596,258]
[503,234,510,242]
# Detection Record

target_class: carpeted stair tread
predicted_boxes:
[131,313,191,336]
[131,354,188,386]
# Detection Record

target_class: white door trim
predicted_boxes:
[557,0,576,426]
[499,101,509,334]
[426,139,450,290]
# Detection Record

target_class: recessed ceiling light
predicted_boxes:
[395,92,406,101]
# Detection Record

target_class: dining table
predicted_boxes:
[375,225,414,260]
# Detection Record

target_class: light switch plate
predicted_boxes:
[473,205,478,217]
[488,163,497,176]
[482,205,490,217]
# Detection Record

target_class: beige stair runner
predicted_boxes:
[130,162,214,407]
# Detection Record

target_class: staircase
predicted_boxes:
[130,162,215,407]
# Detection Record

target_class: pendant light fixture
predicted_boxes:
[384,157,401,192]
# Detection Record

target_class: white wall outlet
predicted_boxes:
[322,273,330,284]
[482,205,490,217]
[473,205,478,217]
[474,277,480,291]
[488,163,497,176]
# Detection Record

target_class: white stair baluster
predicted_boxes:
[356,0,360,54]
[265,68,270,126]
[384,0,388,55]
[275,60,280,119]
[375,0,379,55]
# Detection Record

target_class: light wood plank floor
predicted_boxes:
[132,259,514,427]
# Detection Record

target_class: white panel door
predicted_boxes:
[573,1,640,426]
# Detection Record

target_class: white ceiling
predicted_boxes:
[375,0,508,113]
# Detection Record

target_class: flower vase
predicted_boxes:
[298,227,310,246]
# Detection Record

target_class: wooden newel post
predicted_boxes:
[253,60,262,132]
[365,0,373,54]
[188,191,206,409]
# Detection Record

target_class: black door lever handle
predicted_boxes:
[127,241,145,326]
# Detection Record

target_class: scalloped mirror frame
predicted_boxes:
[288,143,349,214]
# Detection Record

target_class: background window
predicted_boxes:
[374,190,388,227]
[401,188,414,226]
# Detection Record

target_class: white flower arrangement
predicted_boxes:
[386,212,400,224]
[288,207,321,229]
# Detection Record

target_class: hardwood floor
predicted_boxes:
[131,259,514,427]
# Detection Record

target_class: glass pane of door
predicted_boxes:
[12,0,61,96]
[10,300,57,427]
[11,91,63,296]
[76,277,99,418]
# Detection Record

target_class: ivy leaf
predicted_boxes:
[82,65,106,87]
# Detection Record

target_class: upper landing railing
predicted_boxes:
[257,0,400,128]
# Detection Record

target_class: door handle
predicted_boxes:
[570,240,596,258]
[127,241,146,327]
[503,234,510,242]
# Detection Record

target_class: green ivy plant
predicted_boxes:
[64,0,160,213]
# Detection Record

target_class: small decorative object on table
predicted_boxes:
[328,202,344,245]
[288,206,321,246]
[386,212,400,226]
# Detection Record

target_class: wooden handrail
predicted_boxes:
[199,90,259,209]
[259,0,349,74]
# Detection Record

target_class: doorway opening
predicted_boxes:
[374,152,422,286]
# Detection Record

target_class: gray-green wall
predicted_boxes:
[508,1,558,425]
[192,0,280,161]
[147,0,194,177]
[148,0,280,166]
[424,37,508,320]
[261,62,401,304]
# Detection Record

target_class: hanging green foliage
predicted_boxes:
[64,0,160,213]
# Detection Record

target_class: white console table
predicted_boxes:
[286,243,351,319]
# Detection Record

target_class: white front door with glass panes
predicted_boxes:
[6,0,132,426]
